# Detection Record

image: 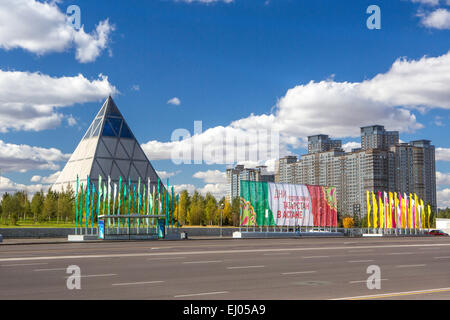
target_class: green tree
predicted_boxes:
[178,190,190,226]
[186,191,205,225]
[43,190,58,222]
[204,193,217,225]
[31,191,45,223]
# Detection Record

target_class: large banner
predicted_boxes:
[240,181,337,227]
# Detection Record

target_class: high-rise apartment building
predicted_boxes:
[226,165,275,202]
[275,125,436,218]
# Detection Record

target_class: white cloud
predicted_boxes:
[342,141,361,152]
[438,188,450,208]
[410,0,440,5]
[199,183,227,199]
[167,97,181,106]
[173,184,196,194]
[0,140,69,173]
[131,84,140,91]
[193,170,226,184]
[157,170,180,179]
[419,8,450,29]
[144,52,450,164]
[0,176,46,197]
[437,171,450,185]
[173,182,227,199]
[436,147,450,161]
[0,70,117,132]
[0,0,114,63]
[30,171,61,184]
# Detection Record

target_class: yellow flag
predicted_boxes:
[372,192,378,228]
[388,192,393,229]
[427,205,431,229]
[366,191,371,228]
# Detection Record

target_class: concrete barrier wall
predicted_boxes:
[0,227,241,239]
[0,228,75,239]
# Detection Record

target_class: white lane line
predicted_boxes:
[227,265,265,270]
[348,250,374,253]
[303,256,329,259]
[264,253,290,256]
[174,291,229,298]
[349,279,388,284]
[64,273,117,278]
[281,271,317,275]
[147,257,186,261]
[34,268,66,272]
[434,256,450,259]
[348,260,374,263]
[183,260,223,264]
[2,243,450,262]
[395,264,426,268]
[112,281,165,286]
[388,252,413,255]
[331,287,450,300]
[1,263,48,267]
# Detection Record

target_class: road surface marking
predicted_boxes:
[227,265,265,269]
[395,264,426,268]
[34,268,66,272]
[65,273,117,278]
[264,253,290,256]
[1,243,449,262]
[388,252,413,255]
[183,260,223,264]
[112,281,165,286]
[332,287,450,300]
[303,256,329,259]
[1,263,48,267]
[348,260,374,263]
[434,256,450,259]
[147,257,186,261]
[174,291,229,298]
[281,271,317,275]
[349,279,388,284]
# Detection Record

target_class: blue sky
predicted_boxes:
[0,0,449,205]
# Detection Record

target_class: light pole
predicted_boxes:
[220,203,224,238]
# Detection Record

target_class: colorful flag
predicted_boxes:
[372,192,378,228]
[427,205,431,229]
[366,191,371,228]
[76,175,79,229]
[378,191,383,228]
[414,194,419,229]
[97,175,102,221]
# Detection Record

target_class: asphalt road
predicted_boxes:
[0,237,449,300]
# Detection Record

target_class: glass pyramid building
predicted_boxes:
[52,96,161,193]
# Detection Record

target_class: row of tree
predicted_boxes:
[0,188,242,227]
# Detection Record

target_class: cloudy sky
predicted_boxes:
[0,0,450,206]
